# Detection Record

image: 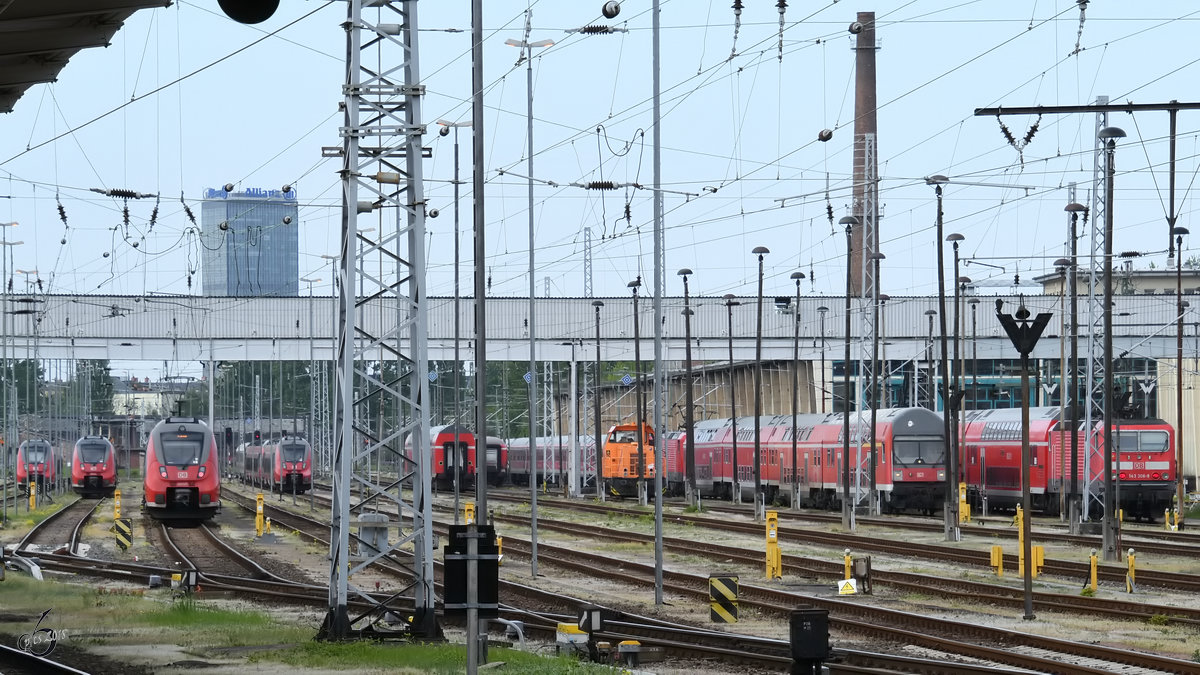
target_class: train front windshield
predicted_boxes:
[23,444,49,463]
[892,439,944,466]
[78,442,109,463]
[1118,430,1168,453]
[159,433,205,466]
[281,444,307,462]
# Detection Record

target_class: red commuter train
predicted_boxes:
[241,436,313,494]
[15,439,57,493]
[959,407,1176,520]
[143,417,221,521]
[404,425,509,489]
[70,435,118,498]
[685,408,947,513]
[597,408,947,511]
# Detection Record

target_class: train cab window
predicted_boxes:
[892,440,945,466]
[23,444,49,463]
[281,444,307,462]
[1138,431,1168,453]
[160,433,205,466]
[78,442,109,463]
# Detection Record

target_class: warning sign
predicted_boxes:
[838,579,857,595]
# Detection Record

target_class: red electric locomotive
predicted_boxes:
[143,417,221,521]
[15,439,57,493]
[960,407,1175,520]
[70,435,118,498]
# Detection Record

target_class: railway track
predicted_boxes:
[508,494,1200,592]
[14,495,93,555]
[486,504,1200,674]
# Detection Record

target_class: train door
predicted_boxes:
[444,438,468,487]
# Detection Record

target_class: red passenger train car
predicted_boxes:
[242,436,313,494]
[142,417,221,521]
[16,439,57,493]
[684,407,946,513]
[959,407,1176,520]
[70,435,118,498]
[506,435,595,489]
[404,425,509,489]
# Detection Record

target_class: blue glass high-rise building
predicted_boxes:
[200,187,299,296]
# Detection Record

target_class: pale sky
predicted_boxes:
[2,1,1199,312]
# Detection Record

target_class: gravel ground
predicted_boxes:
[4,489,1199,674]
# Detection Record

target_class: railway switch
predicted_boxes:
[765,510,781,579]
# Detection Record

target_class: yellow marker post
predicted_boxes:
[113,488,122,520]
[1016,505,1025,575]
[28,481,36,511]
[958,482,970,523]
[497,536,504,566]
[1032,545,1044,579]
[843,549,852,581]
[990,545,1004,578]
[464,501,476,525]
[765,510,781,580]
[1125,548,1136,593]
[1088,549,1098,592]
[255,493,265,537]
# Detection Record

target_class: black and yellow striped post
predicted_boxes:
[709,574,738,623]
[114,518,132,551]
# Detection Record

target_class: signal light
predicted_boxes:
[218,0,278,24]
[254,430,261,443]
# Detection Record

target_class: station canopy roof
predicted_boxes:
[0,0,168,113]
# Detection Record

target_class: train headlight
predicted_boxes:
[198,466,207,478]
[1118,472,1127,480]
[159,466,168,479]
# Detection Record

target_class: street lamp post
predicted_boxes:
[926,175,960,541]
[817,306,828,413]
[924,309,937,409]
[1065,201,1087,531]
[629,277,647,505]
[1100,125,1126,561]
[300,275,321,491]
[723,293,741,504]
[1174,225,1189,530]
[436,118,472,461]
[791,271,806,510]
[593,300,605,501]
[752,245,769,520]
[678,269,697,508]
[839,215,859,529]
[947,232,966,517]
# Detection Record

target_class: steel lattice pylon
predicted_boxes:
[322,0,436,640]
[854,133,878,511]
[1083,96,1109,521]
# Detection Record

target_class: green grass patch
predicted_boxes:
[252,642,617,674]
